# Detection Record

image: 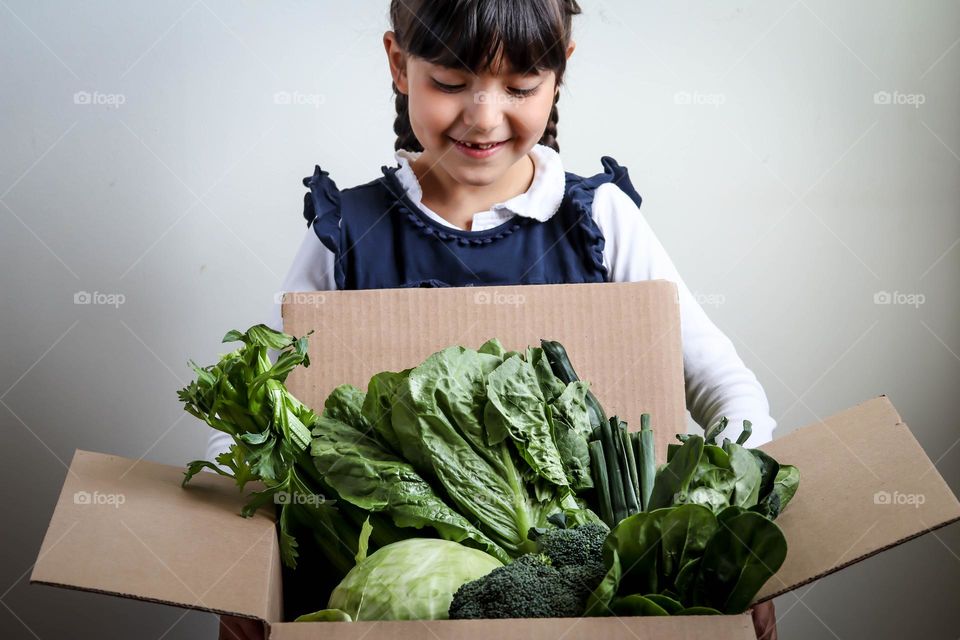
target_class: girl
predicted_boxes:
[212,1,778,638]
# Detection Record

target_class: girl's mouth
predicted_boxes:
[450,137,509,159]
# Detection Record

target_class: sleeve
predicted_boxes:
[592,182,777,447]
[202,226,337,469]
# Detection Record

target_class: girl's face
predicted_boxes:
[385,32,575,188]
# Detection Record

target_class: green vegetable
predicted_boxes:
[180,329,602,581]
[609,594,671,616]
[724,442,762,508]
[326,539,502,621]
[294,609,352,622]
[383,344,599,557]
[588,504,787,615]
[637,415,656,511]
[311,385,510,564]
[450,523,609,619]
[540,339,608,432]
[449,554,584,619]
[670,418,800,519]
[646,436,704,511]
[589,440,614,526]
[684,511,787,613]
[587,407,800,618]
[530,522,608,569]
[620,421,642,515]
[178,325,348,571]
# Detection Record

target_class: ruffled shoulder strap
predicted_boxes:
[302,164,345,289]
[563,156,644,281]
[574,156,643,208]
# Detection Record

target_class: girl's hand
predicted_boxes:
[751,600,778,640]
[218,614,266,640]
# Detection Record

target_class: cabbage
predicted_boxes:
[327,538,502,620]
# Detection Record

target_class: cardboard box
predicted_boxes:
[31,282,960,639]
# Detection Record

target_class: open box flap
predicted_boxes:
[755,395,960,601]
[267,614,757,639]
[283,281,686,462]
[30,450,283,622]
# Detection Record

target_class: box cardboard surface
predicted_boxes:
[31,282,960,639]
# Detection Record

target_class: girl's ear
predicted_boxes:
[566,39,576,61]
[383,30,410,94]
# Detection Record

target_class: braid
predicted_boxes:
[392,81,423,152]
[538,89,561,152]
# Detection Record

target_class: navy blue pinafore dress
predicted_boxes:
[301,155,644,290]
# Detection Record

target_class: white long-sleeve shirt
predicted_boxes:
[204,144,776,466]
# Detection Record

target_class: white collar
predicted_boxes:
[392,143,566,227]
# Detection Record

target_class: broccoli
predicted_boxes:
[448,554,583,619]
[534,522,607,569]
[448,524,610,619]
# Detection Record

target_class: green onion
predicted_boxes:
[619,419,641,518]
[589,440,614,527]
[638,413,656,511]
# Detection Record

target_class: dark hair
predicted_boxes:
[389,0,581,153]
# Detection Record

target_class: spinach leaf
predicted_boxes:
[643,594,684,615]
[723,442,762,508]
[687,511,787,613]
[749,448,781,504]
[602,509,670,597]
[610,594,670,616]
[659,504,718,588]
[647,436,704,510]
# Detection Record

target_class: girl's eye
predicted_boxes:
[431,79,540,98]
[509,85,539,97]
[432,79,465,93]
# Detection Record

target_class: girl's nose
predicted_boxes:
[462,90,504,133]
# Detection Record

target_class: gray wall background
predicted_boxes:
[2,1,958,638]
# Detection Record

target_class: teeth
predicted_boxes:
[461,141,496,150]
